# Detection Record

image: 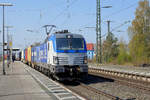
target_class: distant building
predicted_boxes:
[86,43,95,60]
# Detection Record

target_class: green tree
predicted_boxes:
[117,41,131,64]
[128,0,150,65]
[102,32,119,63]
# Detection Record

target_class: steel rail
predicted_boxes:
[79,82,122,100]
[64,81,122,100]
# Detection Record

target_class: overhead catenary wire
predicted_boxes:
[79,1,137,30]
[50,0,79,23]
[111,20,131,32]
[101,20,131,38]
[106,2,137,18]
[59,0,71,27]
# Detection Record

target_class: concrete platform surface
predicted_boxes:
[0,61,53,100]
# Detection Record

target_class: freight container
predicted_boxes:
[21,50,24,61]
[27,46,32,65]
[25,48,28,63]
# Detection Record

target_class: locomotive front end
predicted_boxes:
[49,32,88,81]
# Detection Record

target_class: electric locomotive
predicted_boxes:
[24,30,88,81]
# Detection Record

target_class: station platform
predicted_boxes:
[0,61,53,100]
[0,61,84,100]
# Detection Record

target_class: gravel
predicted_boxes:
[84,74,150,100]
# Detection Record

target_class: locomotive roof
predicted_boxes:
[52,33,84,38]
[28,33,85,48]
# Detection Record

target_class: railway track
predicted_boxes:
[63,81,122,100]
[26,63,150,99]
[89,68,150,93]
[89,68,150,83]
[79,82,122,100]
[36,65,123,100]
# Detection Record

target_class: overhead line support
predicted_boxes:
[96,0,102,63]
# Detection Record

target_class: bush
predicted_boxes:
[117,41,132,65]
[117,52,131,64]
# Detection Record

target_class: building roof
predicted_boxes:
[86,43,94,50]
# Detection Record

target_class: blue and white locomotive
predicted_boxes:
[29,30,88,81]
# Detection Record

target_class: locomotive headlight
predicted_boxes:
[53,56,59,64]
[84,56,88,64]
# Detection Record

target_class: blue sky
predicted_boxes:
[0,0,143,49]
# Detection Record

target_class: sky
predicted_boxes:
[0,0,146,50]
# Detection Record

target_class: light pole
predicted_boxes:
[5,26,13,67]
[0,3,13,75]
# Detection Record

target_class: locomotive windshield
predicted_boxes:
[56,38,85,50]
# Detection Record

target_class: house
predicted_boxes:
[86,43,95,60]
